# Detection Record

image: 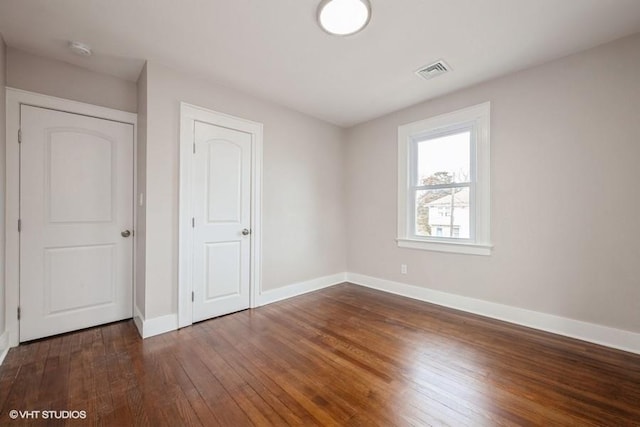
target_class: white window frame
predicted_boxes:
[397,102,492,256]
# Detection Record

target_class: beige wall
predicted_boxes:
[0,35,6,335]
[143,62,346,319]
[345,33,640,333]
[135,63,147,318]
[6,48,136,113]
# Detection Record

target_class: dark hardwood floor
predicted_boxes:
[1,283,639,426]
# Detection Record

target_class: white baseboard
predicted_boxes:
[133,306,178,339]
[347,272,640,355]
[133,306,145,338]
[257,272,347,306]
[141,314,178,338]
[0,330,10,365]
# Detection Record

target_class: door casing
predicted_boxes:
[4,88,138,348]
[178,103,263,329]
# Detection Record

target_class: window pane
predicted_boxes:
[415,187,470,238]
[417,131,470,185]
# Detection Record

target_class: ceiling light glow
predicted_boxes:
[318,0,371,36]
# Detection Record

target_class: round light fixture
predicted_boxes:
[317,0,371,36]
[68,41,92,56]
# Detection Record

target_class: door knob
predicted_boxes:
[241,228,251,236]
[121,230,132,238]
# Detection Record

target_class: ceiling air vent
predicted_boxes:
[415,60,451,80]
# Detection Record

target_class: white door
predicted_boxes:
[192,121,252,322]
[20,105,134,341]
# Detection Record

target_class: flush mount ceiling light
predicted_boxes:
[68,41,92,56]
[317,0,371,36]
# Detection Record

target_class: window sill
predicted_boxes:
[397,238,492,256]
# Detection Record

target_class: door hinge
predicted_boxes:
[191,291,194,302]
[18,129,22,143]
[193,143,196,154]
[17,306,20,320]
[18,219,21,232]
[192,217,195,228]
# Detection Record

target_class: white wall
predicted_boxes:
[345,33,640,334]
[135,63,147,318]
[142,62,346,319]
[6,48,137,113]
[0,35,7,340]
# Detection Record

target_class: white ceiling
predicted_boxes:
[1,1,640,127]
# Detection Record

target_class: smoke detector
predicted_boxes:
[68,41,92,56]
[415,60,451,80]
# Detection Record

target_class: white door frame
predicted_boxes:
[178,103,262,328]
[5,88,138,347]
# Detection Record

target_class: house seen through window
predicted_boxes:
[414,130,471,239]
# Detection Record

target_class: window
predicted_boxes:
[414,129,471,239]
[397,102,491,255]
[438,206,450,217]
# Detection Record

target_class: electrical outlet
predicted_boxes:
[401,264,407,274]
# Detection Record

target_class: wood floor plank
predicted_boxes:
[212,319,353,426]
[274,292,588,425]
[199,322,322,426]
[172,334,247,427]
[182,326,288,426]
[1,283,639,426]
[271,292,525,425]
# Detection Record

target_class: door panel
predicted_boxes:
[205,241,241,300]
[207,142,242,223]
[48,130,114,223]
[20,105,133,341]
[193,121,251,322]
[45,245,115,314]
